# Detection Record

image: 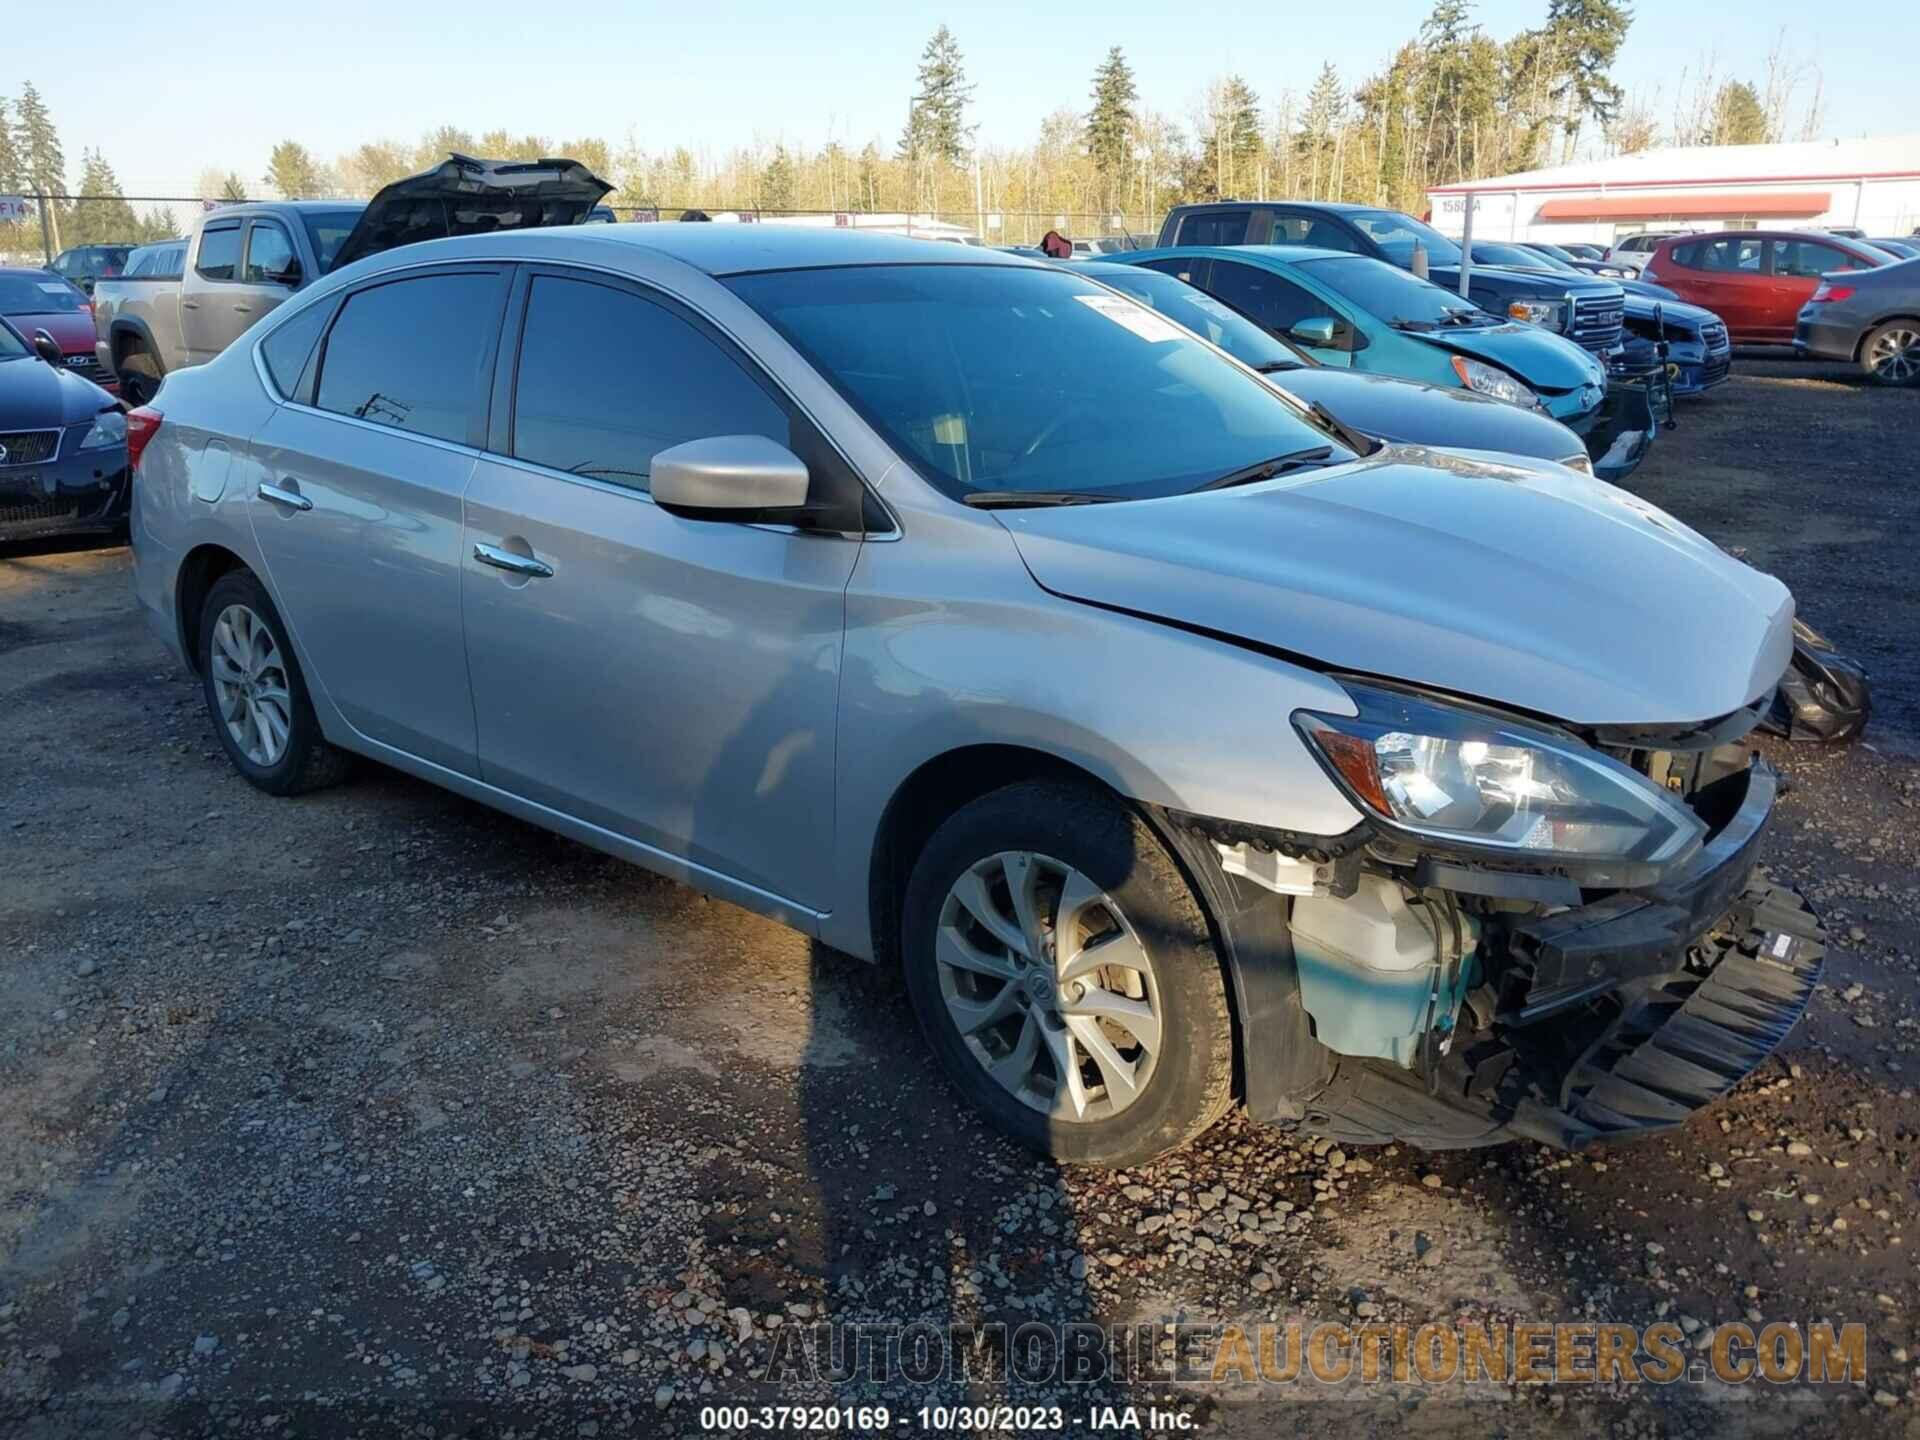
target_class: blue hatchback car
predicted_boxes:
[1114,247,1656,480]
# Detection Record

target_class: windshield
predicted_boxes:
[0,319,28,360]
[301,208,365,274]
[0,275,87,315]
[1472,242,1562,272]
[1345,209,1462,267]
[725,264,1349,503]
[1295,256,1489,330]
[1078,264,1304,371]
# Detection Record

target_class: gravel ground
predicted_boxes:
[2,354,1918,1438]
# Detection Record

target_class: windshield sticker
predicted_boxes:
[38,282,70,294]
[1073,293,1185,342]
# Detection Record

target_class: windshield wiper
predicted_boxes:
[961,490,1123,509]
[1192,445,1336,493]
[1304,401,1378,457]
[1252,359,1301,373]
[1390,318,1437,333]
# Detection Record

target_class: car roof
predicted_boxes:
[1134,244,1358,266]
[558,222,1040,276]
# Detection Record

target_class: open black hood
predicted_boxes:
[327,153,614,273]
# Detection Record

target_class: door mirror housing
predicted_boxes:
[651,435,812,520]
[30,329,63,365]
[1289,316,1341,347]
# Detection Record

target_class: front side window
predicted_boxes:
[1205,260,1321,335]
[244,221,297,283]
[1273,212,1362,253]
[725,263,1348,503]
[1178,210,1251,247]
[1343,209,1462,267]
[1699,237,1764,273]
[314,272,501,445]
[511,275,787,492]
[197,225,242,281]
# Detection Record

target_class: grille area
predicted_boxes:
[0,430,60,466]
[0,497,79,534]
[1701,320,1730,353]
[62,353,115,387]
[1568,294,1626,354]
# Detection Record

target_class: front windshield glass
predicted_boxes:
[0,320,28,360]
[1472,242,1558,271]
[725,264,1349,502]
[1078,264,1304,371]
[1346,209,1462,267]
[301,209,365,274]
[1295,256,1490,330]
[0,275,87,315]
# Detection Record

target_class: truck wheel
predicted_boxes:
[901,780,1235,1167]
[198,569,352,797]
[116,342,163,405]
[1861,322,1920,387]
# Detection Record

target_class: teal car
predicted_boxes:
[1115,246,1655,480]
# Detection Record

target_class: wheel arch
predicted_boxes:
[175,543,251,675]
[109,315,165,371]
[1856,314,1920,363]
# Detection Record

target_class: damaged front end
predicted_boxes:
[1163,682,1824,1150]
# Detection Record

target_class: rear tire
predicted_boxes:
[1860,321,1920,387]
[115,341,163,405]
[901,780,1235,1167]
[198,569,352,797]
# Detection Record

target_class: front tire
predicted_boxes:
[1861,321,1920,387]
[901,781,1235,1167]
[198,569,351,796]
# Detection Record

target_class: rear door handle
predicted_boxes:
[257,481,312,511]
[473,541,554,579]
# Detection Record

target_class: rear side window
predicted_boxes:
[1205,260,1319,333]
[1774,239,1852,276]
[315,273,502,445]
[259,302,331,397]
[196,225,241,281]
[1178,210,1251,247]
[510,274,787,493]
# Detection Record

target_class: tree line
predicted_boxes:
[3,3,1832,257]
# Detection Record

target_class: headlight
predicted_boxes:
[1506,298,1565,332]
[1295,683,1706,875]
[1558,451,1594,475]
[1449,355,1538,408]
[79,410,127,450]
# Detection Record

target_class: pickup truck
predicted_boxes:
[92,153,612,404]
[1156,201,1629,360]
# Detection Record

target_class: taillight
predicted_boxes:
[1808,282,1854,304]
[125,406,164,471]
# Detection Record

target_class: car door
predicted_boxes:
[230,217,303,336]
[246,265,510,775]
[460,267,865,913]
[1684,236,1769,341]
[1766,238,1857,342]
[180,220,247,363]
[1204,258,1355,367]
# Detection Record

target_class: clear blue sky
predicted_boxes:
[18,0,1914,198]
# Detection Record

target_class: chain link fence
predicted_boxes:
[0,194,1161,268]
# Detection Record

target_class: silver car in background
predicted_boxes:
[130,226,1823,1166]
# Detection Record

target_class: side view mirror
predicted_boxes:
[273,258,303,286]
[1289,316,1341,347]
[31,329,63,365]
[651,435,810,520]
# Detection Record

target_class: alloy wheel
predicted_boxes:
[1870,327,1920,384]
[209,603,292,767]
[934,851,1162,1123]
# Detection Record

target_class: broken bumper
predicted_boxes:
[1296,759,1827,1149]
[1564,379,1659,483]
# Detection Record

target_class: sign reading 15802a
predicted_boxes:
[0,196,34,223]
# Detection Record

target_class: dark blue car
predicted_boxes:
[0,316,130,542]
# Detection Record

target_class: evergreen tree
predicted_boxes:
[264,141,322,199]
[758,146,797,211]
[898,25,974,166]
[1084,47,1138,206]
[65,148,139,244]
[1543,0,1632,137]
[15,82,66,195]
[220,173,250,202]
[1708,81,1769,145]
[1296,65,1344,197]
[0,97,20,191]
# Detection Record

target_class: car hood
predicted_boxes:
[329,152,614,272]
[0,354,114,427]
[1623,293,1719,335]
[998,448,1793,726]
[6,308,94,355]
[1273,368,1585,462]
[1407,321,1606,394]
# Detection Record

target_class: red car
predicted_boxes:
[0,268,115,391]
[1643,231,1895,344]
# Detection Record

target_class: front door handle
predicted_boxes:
[234,303,253,315]
[257,481,312,511]
[473,541,555,579]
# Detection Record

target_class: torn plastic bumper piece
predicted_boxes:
[1759,618,1872,744]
